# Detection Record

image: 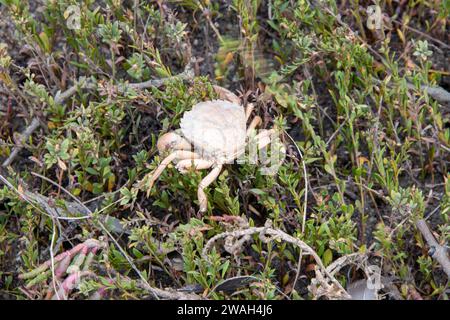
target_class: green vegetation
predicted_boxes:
[0,0,448,300]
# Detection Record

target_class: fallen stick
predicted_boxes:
[416,219,450,278]
[136,282,202,300]
[128,57,195,90]
[2,57,196,168]
[406,83,450,104]
[2,117,40,167]
[203,222,351,299]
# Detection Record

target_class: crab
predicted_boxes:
[145,85,283,213]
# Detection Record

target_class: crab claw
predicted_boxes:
[157,132,191,153]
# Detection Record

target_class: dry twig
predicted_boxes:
[128,57,195,90]
[203,221,351,299]
[2,117,40,167]
[416,219,450,278]
[406,82,450,104]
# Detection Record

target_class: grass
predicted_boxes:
[0,0,449,300]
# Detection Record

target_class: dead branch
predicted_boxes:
[2,77,95,167]
[406,83,450,104]
[19,239,104,280]
[325,253,373,277]
[136,282,202,300]
[128,57,195,90]
[416,219,450,278]
[53,77,96,103]
[203,221,351,299]
[2,117,40,167]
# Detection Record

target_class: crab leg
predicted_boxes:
[246,115,262,136]
[213,85,241,105]
[157,132,192,153]
[146,150,200,194]
[175,158,214,174]
[198,164,223,213]
[245,103,255,121]
[254,129,276,149]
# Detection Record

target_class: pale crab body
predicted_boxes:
[147,86,279,212]
[179,99,247,164]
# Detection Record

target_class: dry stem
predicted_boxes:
[203,222,351,299]
[416,219,450,278]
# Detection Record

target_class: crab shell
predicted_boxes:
[179,99,247,163]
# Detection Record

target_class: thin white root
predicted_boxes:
[311,253,384,300]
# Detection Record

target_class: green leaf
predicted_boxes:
[38,31,51,53]
[323,249,333,266]
[85,167,98,175]
[249,188,266,196]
